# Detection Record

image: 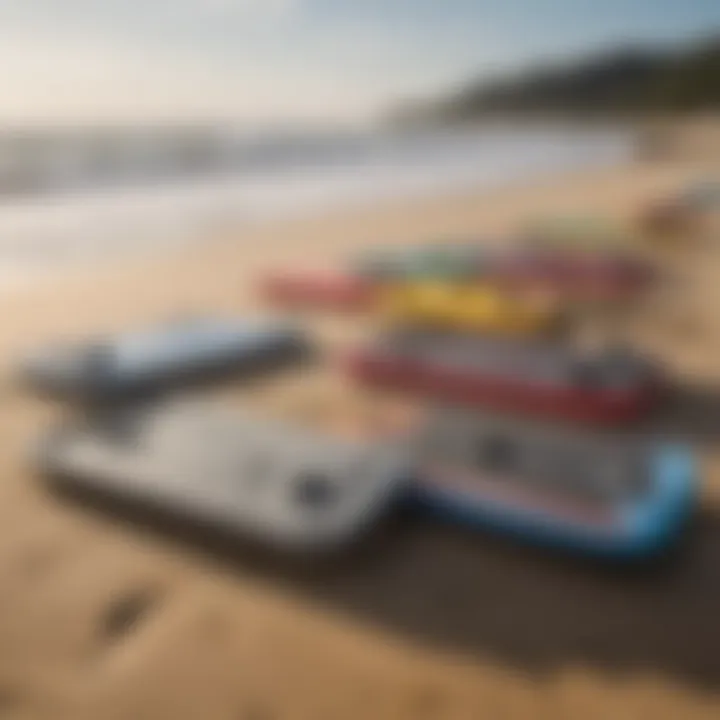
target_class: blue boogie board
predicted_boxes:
[412,409,697,560]
[37,401,410,555]
[21,317,311,399]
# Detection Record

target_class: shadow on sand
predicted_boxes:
[33,369,720,695]
[638,378,720,448]
[46,469,720,695]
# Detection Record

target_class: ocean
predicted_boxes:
[0,124,632,288]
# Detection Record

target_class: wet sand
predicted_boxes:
[0,157,719,719]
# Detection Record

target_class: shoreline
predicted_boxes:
[0,125,632,293]
[0,155,704,309]
[0,157,672,292]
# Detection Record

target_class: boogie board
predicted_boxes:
[492,246,654,301]
[262,270,374,311]
[375,282,565,337]
[412,408,696,559]
[22,317,311,400]
[37,401,410,555]
[347,331,661,425]
[354,242,487,281]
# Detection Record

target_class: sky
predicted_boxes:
[0,0,719,125]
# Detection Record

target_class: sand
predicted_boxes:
[0,156,720,719]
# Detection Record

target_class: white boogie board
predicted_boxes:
[38,401,411,555]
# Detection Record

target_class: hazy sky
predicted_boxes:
[1,0,719,124]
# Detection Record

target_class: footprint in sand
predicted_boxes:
[99,586,161,644]
[0,687,22,716]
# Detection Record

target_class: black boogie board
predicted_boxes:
[22,317,311,400]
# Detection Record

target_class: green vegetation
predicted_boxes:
[399,36,720,122]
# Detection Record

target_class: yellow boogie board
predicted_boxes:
[375,281,566,337]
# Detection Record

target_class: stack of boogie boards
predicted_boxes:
[25,309,696,561]
[347,331,661,425]
[411,408,696,559]
[345,326,697,557]
[38,401,411,556]
[22,317,311,400]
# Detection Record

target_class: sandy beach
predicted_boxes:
[1,155,720,719]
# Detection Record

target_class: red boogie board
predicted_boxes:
[262,270,374,311]
[346,332,662,425]
[490,249,655,302]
